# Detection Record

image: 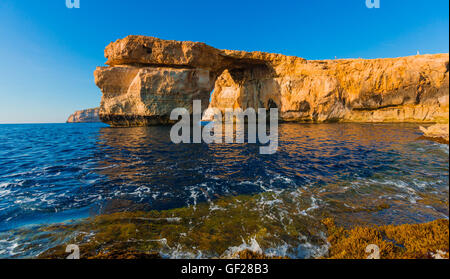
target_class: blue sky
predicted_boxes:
[0,0,448,123]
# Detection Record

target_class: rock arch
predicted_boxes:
[95,36,449,127]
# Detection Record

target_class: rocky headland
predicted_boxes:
[94,36,449,127]
[66,107,101,123]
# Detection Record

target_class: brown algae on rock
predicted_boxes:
[31,186,448,259]
[36,192,330,259]
[322,218,449,259]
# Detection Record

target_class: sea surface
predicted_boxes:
[0,123,448,258]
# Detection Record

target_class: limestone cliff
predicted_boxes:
[94,36,449,126]
[66,108,101,123]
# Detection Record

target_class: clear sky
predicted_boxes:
[0,0,448,123]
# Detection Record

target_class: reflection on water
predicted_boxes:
[95,123,448,220]
[0,123,448,258]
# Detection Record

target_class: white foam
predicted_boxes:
[0,182,11,188]
[299,196,320,216]
[0,189,11,198]
[0,238,20,257]
[209,203,222,211]
[221,237,263,258]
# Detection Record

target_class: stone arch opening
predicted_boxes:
[207,62,280,115]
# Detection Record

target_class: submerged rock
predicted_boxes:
[420,124,449,144]
[95,36,449,126]
[66,107,100,123]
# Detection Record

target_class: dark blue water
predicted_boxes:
[0,123,448,257]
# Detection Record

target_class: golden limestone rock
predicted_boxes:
[420,124,450,144]
[94,36,449,126]
[94,65,214,126]
[322,218,449,259]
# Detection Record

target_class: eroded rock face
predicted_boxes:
[95,36,449,126]
[95,66,214,126]
[211,54,449,123]
[66,108,100,123]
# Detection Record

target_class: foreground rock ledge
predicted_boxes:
[420,124,450,144]
[94,36,449,127]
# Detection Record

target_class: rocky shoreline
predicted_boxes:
[33,189,448,260]
[36,215,449,260]
[322,218,449,259]
[420,124,450,144]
